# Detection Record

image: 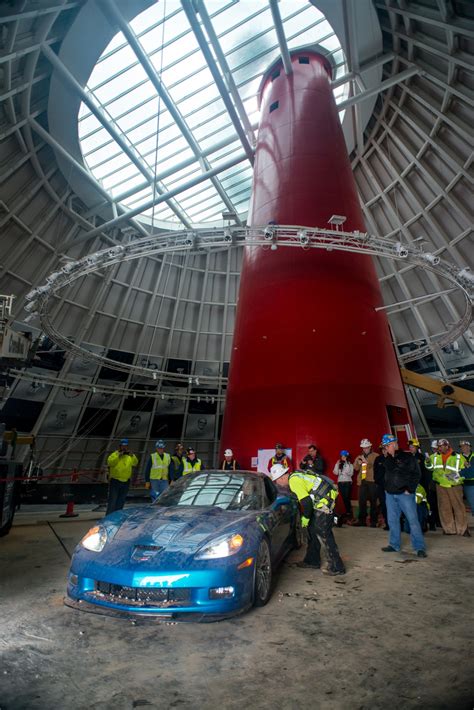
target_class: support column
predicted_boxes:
[221,51,410,469]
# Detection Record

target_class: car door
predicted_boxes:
[262,477,292,561]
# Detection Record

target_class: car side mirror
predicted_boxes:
[274,495,291,508]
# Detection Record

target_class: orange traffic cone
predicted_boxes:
[60,500,78,518]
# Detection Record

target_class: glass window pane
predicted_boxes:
[79,0,344,226]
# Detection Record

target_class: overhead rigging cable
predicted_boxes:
[143,1,186,390]
[150,0,167,233]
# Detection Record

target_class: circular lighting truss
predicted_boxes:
[24,226,473,387]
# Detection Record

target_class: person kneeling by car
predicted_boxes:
[289,464,346,575]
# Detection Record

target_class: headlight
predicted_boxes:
[81,525,108,552]
[196,533,244,559]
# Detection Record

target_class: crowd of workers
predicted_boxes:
[105,435,473,574]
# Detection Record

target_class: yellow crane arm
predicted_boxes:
[2,432,34,445]
[400,368,474,409]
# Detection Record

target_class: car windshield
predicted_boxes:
[155,471,263,511]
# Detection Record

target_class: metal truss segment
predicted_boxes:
[22,226,473,382]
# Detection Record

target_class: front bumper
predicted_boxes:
[66,564,254,621]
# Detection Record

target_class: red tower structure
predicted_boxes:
[221,50,411,472]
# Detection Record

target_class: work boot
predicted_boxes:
[381,545,398,552]
[416,550,427,558]
[322,568,346,576]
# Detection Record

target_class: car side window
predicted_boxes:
[263,476,277,506]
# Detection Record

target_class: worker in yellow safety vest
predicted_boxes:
[403,483,430,534]
[459,440,474,516]
[424,440,439,472]
[106,438,139,515]
[145,439,171,500]
[429,438,468,536]
[182,447,204,475]
[288,464,345,575]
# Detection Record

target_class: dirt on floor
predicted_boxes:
[0,518,473,710]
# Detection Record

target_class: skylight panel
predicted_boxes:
[106,82,156,119]
[79,0,346,227]
[110,175,148,200]
[80,125,112,156]
[93,63,149,105]
[89,45,138,90]
[100,162,140,190]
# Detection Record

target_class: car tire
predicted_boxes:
[253,538,272,607]
[290,511,303,550]
[0,509,14,537]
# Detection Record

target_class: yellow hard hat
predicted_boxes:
[409,438,420,447]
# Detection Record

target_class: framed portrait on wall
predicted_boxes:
[185,414,216,440]
[116,410,151,438]
[39,403,82,435]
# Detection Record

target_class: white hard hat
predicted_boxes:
[360,439,372,448]
[270,463,288,481]
[431,440,438,449]
[224,449,233,456]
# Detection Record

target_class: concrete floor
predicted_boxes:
[0,512,473,710]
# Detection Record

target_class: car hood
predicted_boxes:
[111,505,257,554]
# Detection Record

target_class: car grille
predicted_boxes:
[91,581,191,607]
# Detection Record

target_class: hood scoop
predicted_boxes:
[131,544,162,562]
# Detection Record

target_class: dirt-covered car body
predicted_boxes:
[66,470,300,620]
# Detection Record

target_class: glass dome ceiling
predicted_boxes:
[78,0,349,229]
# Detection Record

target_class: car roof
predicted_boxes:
[196,468,262,478]
[194,469,266,478]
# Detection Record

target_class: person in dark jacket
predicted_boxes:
[300,444,325,475]
[373,445,389,529]
[408,438,437,530]
[381,434,426,557]
[170,443,185,481]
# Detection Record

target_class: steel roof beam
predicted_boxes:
[375,288,457,314]
[29,118,149,239]
[100,0,246,225]
[268,0,293,76]
[376,2,474,39]
[331,52,396,89]
[179,0,254,168]
[69,152,249,246]
[0,3,79,23]
[342,0,364,155]
[337,66,421,111]
[194,0,256,147]
[380,24,472,72]
[41,44,192,229]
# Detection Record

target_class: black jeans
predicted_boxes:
[427,482,440,528]
[338,482,353,518]
[376,484,387,525]
[304,510,345,573]
[106,478,130,515]
[358,481,378,525]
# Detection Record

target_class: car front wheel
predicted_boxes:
[253,538,272,607]
[291,511,303,550]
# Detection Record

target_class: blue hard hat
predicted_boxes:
[156,439,165,448]
[381,433,397,446]
[120,438,129,445]
[340,450,349,456]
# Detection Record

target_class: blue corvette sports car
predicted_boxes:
[65,470,301,620]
